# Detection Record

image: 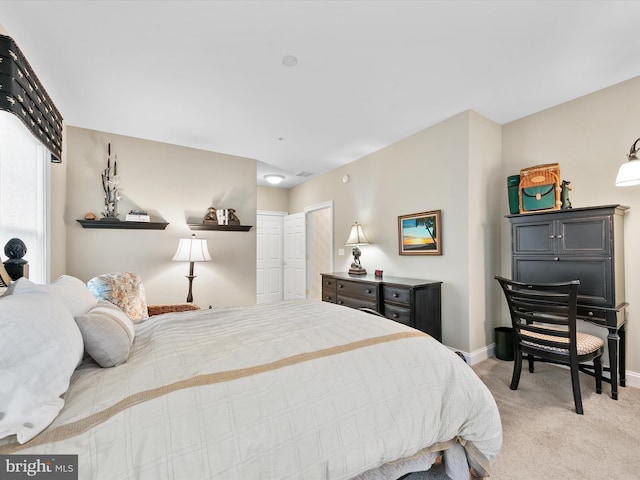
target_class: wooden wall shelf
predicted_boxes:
[77,220,169,230]
[188,223,252,232]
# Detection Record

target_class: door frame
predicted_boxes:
[304,201,334,297]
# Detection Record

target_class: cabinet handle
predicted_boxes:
[393,293,399,298]
[549,235,555,239]
[554,257,559,261]
[557,234,563,239]
[338,284,343,288]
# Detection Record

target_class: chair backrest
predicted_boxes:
[495,275,580,358]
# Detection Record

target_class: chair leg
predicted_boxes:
[570,362,584,415]
[594,356,603,395]
[510,350,523,390]
[528,354,535,373]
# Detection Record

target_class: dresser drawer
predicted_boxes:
[577,306,607,326]
[336,279,378,300]
[322,288,336,303]
[383,303,411,326]
[383,286,411,306]
[337,295,377,310]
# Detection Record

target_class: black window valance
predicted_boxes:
[0,34,63,162]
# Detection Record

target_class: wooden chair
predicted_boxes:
[495,275,604,414]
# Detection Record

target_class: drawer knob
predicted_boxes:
[554,257,559,261]
[549,235,555,239]
[393,293,399,298]
[557,234,563,239]
[338,284,343,288]
[365,289,371,293]
[588,311,594,317]
[393,314,399,318]
[337,300,343,305]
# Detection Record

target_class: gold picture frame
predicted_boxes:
[398,210,442,256]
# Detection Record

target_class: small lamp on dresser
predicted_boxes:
[345,222,371,275]
[172,234,211,302]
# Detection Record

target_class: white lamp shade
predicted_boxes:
[345,222,371,246]
[615,159,640,187]
[172,236,212,262]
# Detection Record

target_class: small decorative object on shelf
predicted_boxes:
[84,212,96,220]
[227,209,241,225]
[213,208,241,226]
[126,209,150,222]
[375,269,383,278]
[202,207,218,225]
[561,180,572,209]
[101,142,121,221]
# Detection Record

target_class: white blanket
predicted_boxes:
[0,300,502,479]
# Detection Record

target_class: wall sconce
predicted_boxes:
[264,174,285,185]
[344,222,371,275]
[172,234,212,302]
[615,137,640,186]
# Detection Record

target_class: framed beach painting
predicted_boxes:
[398,210,442,256]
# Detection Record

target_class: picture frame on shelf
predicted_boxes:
[398,209,442,256]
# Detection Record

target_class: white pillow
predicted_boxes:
[6,276,97,317]
[0,290,84,444]
[75,301,135,368]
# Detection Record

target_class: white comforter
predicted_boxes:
[1,300,502,479]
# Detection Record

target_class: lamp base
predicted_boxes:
[348,265,367,275]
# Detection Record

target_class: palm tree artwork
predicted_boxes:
[399,210,441,255]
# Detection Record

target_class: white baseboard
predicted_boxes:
[452,343,640,390]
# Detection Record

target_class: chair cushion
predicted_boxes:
[87,272,149,322]
[522,329,604,355]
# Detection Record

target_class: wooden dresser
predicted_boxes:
[321,272,442,342]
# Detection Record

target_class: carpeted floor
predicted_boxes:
[472,357,640,479]
[406,357,640,480]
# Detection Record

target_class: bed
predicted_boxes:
[0,277,502,480]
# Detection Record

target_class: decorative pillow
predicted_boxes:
[5,275,97,317]
[87,272,149,322]
[75,300,135,368]
[0,290,84,444]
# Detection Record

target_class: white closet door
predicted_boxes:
[283,212,306,300]
[256,212,285,304]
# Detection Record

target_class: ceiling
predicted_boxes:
[2,1,640,188]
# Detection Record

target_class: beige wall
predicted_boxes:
[502,75,640,374]
[290,111,502,353]
[49,125,68,280]
[64,127,257,307]
[257,186,289,212]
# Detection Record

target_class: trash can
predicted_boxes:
[507,175,520,214]
[494,326,514,361]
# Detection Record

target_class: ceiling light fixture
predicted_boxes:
[282,55,298,67]
[264,174,285,185]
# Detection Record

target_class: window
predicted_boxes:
[0,111,51,283]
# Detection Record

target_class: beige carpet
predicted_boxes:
[472,357,640,479]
